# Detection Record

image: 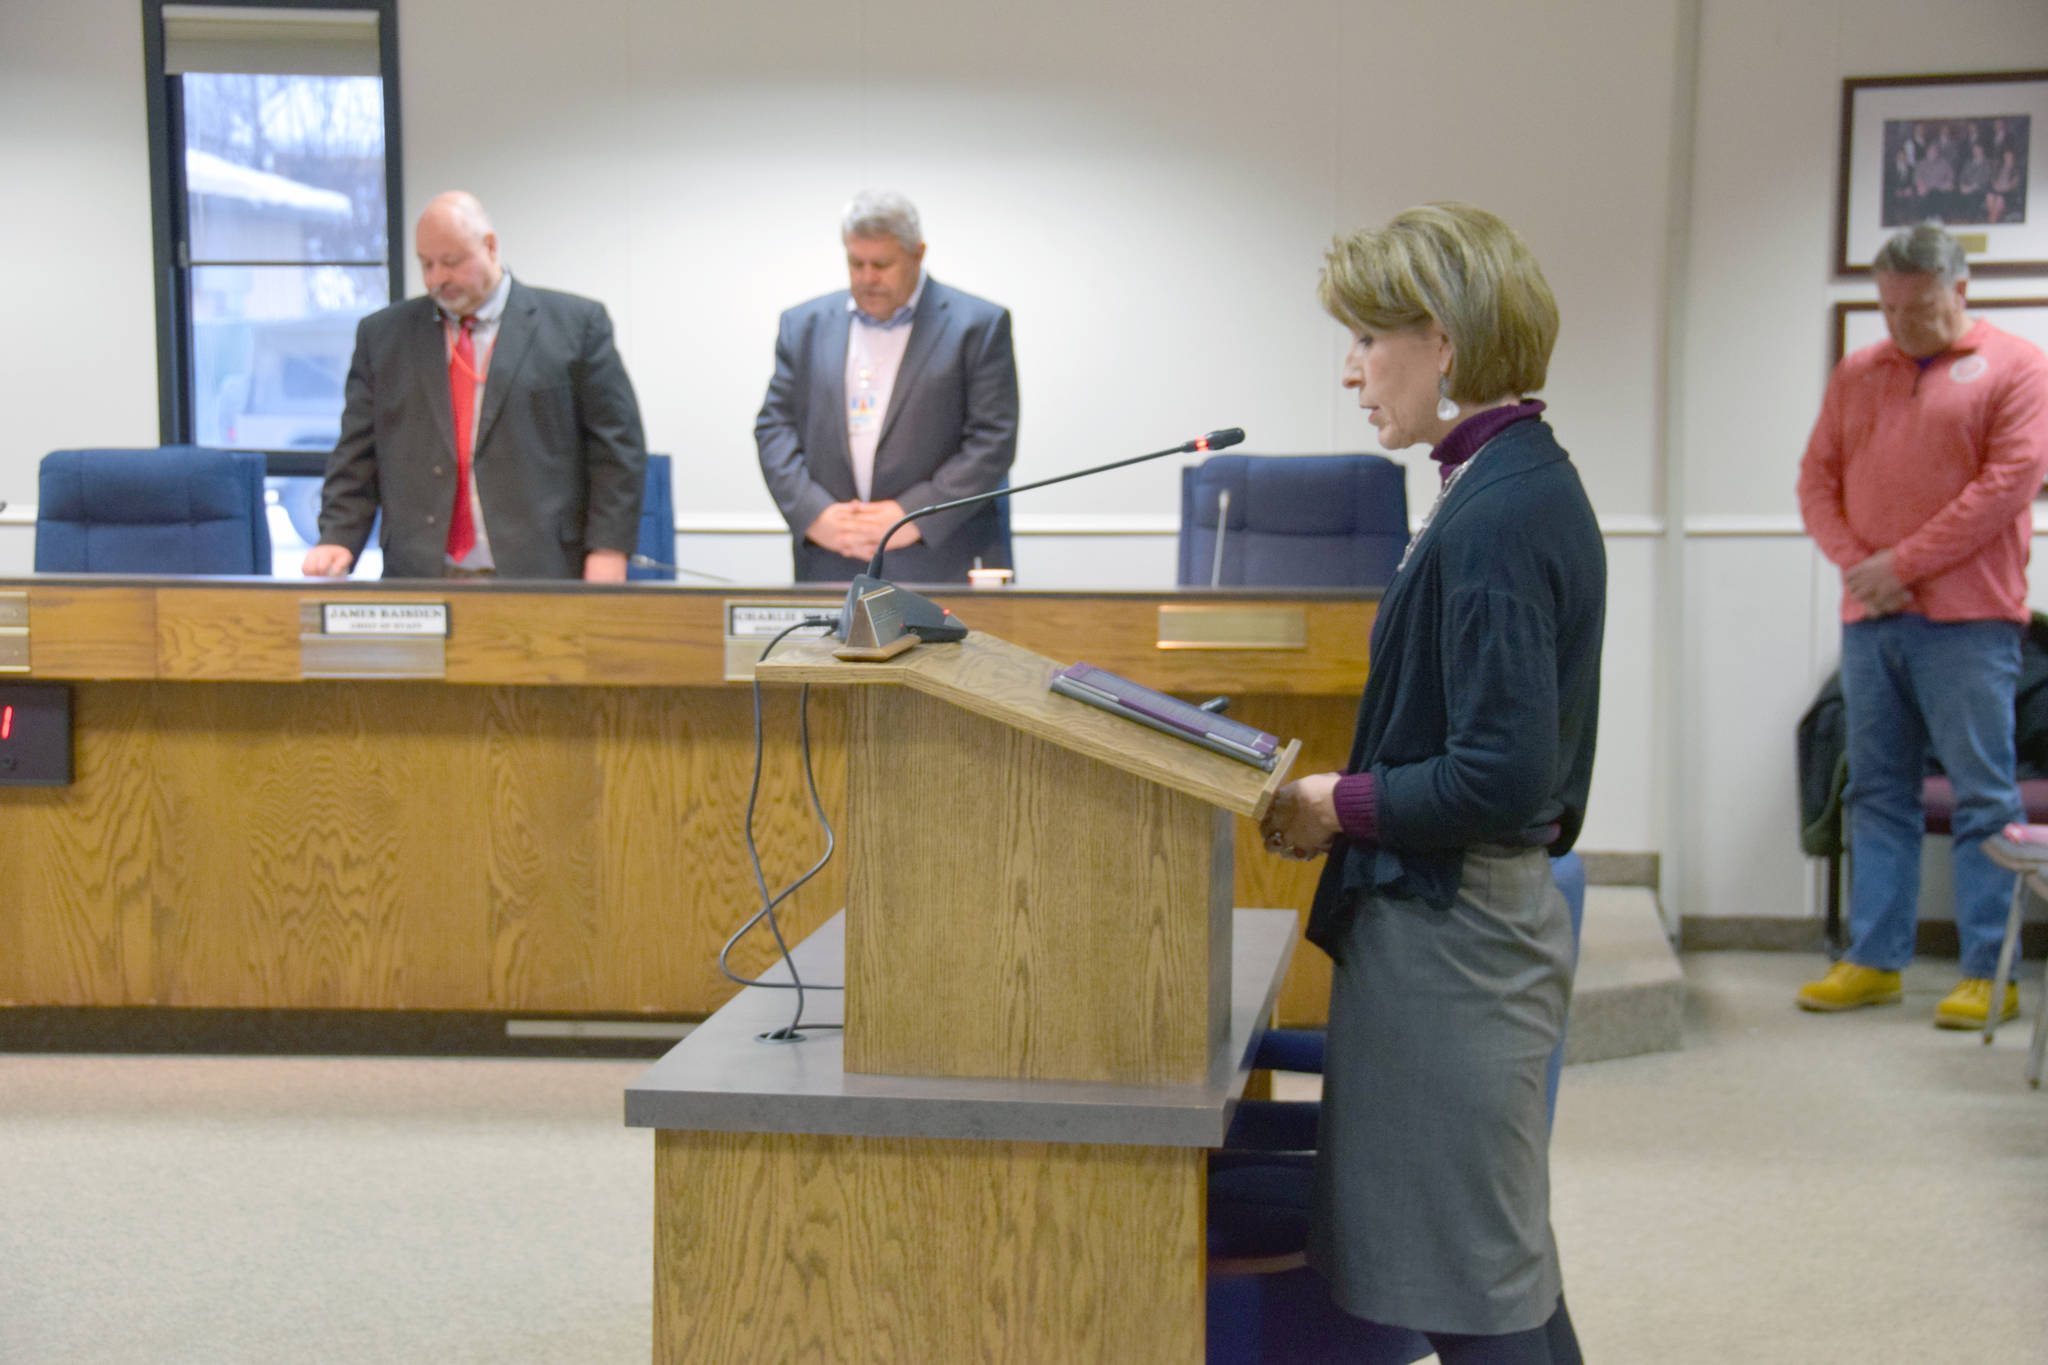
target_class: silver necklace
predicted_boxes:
[1396,449,1484,574]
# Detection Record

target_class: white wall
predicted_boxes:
[5,0,2045,925]
[390,0,1675,532]
[0,0,161,475]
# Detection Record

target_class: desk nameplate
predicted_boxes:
[299,601,449,679]
[321,602,449,637]
[0,592,25,672]
[723,600,841,680]
[1154,604,1307,651]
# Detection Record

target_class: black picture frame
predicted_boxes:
[1834,70,2048,277]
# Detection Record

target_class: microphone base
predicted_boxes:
[833,634,920,663]
[834,574,968,654]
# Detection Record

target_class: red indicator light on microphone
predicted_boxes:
[1193,438,1209,452]
[1,705,11,740]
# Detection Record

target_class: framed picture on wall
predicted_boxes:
[1834,70,2048,276]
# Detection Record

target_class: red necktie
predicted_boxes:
[447,316,478,561]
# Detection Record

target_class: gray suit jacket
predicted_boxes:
[317,278,648,579]
[754,277,1019,582]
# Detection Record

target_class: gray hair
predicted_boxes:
[840,190,923,251]
[1873,223,1969,285]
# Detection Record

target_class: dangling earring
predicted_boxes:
[1436,374,1459,422]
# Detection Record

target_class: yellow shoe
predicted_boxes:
[1797,962,1904,1012]
[1933,978,2021,1030]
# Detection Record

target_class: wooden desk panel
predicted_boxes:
[16,585,157,678]
[0,682,158,1004]
[0,580,1368,1022]
[655,1130,1203,1364]
[155,587,303,680]
[0,679,848,1013]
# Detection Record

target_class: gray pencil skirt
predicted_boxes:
[1305,845,1575,1336]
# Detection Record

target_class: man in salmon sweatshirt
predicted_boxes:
[1797,223,2048,1027]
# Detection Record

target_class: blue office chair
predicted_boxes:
[35,447,271,574]
[1178,453,1408,589]
[1206,851,1587,1363]
[628,453,676,581]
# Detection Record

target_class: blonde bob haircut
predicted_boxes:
[1318,203,1559,404]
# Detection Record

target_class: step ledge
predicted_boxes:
[1567,886,1684,1065]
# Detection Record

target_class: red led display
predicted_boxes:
[0,685,70,784]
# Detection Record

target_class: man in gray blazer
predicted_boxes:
[755,191,1019,582]
[303,191,647,581]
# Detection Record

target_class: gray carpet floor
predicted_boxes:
[1,952,2042,1364]
[1549,953,2044,1363]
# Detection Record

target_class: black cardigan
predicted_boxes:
[1306,418,1606,957]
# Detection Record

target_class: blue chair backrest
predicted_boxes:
[628,453,675,581]
[1178,453,1408,588]
[35,447,272,574]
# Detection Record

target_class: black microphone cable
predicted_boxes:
[717,615,847,1041]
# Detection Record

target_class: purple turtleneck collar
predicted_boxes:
[1429,400,1546,485]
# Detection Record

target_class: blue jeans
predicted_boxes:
[1840,615,2023,978]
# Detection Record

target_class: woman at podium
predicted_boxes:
[1259,203,1605,1365]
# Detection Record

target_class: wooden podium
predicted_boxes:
[630,628,1302,1362]
[762,631,1298,1086]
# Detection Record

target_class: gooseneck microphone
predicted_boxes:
[627,553,733,583]
[835,428,1246,651]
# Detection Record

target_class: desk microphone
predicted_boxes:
[627,553,734,583]
[835,427,1246,652]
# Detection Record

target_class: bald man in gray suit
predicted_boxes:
[755,191,1019,583]
[305,191,647,581]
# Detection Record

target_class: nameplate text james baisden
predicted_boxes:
[320,603,450,638]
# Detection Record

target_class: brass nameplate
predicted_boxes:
[723,600,842,681]
[1956,232,1990,254]
[1156,605,1307,651]
[300,634,447,679]
[298,601,448,678]
[0,592,25,673]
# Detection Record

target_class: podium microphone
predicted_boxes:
[835,427,1246,655]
